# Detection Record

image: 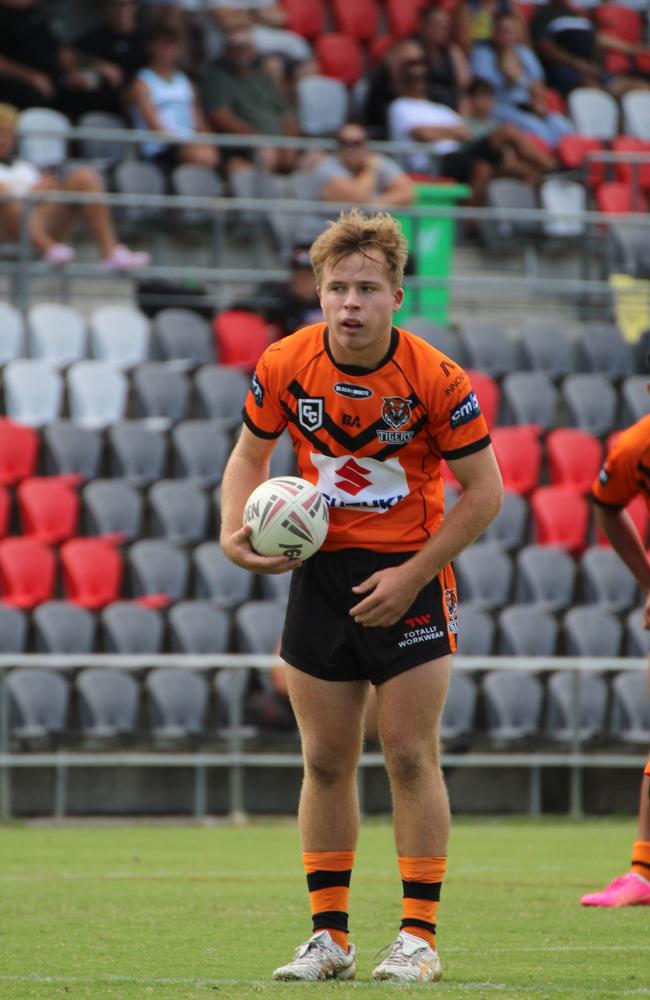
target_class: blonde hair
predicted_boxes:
[310,209,409,289]
[0,104,18,129]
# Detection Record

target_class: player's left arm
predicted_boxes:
[350,445,503,628]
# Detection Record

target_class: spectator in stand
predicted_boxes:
[471,13,573,149]
[364,39,428,139]
[205,2,312,85]
[0,102,150,269]
[531,0,650,98]
[235,245,322,337]
[422,7,473,112]
[129,22,219,168]
[452,0,518,53]
[74,0,148,117]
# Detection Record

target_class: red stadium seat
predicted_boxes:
[513,2,535,22]
[60,538,124,610]
[596,492,649,547]
[213,310,275,373]
[0,486,10,539]
[530,486,590,555]
[332,0,380,42]
[0,418,39,485]
[546,429,602,494]
[386,0,427,38]
[18,475,81,544]
[369,35,395,66]
[281,0,326,40]
[613,138,650,196]
[0,538,56,609]
[543,87,566,115]
[491,426,542,495]
[315,34,364,85]
[466,369,500,428]
[557,135,605,190]
[595,5,643,44]
[596,181,648,215]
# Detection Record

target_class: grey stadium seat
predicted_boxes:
[621,375,649,425]
[148,480,209,545]
[17,107,69,168]
[440,673,477,744]
[297,74,348,136]
[458,320,517,378]
[152,308,215,367]
[483,670,544,742]
[544,671,608,743]
[8,668,69,740]
[32,601,96,653]
[171,163,224,229]
[132,363,190,429]
[269,431,297,479]
[4,360,63,426]
[168,601,230,653]
[610,671,650,743]
[455,605,495,655]
[515,544,576,611]
[193,364,249,427]
[76,668,140,739]
[171,420,230,485]
[575,322,633,380]
[107,422,167,486]
[28,303,86,368]
[90,305,150,369]
[258,566,293,602]
[145,668,209,739]
[0,605,27,652]
[235,599,286,654]
[581,546,638,612]
[114,159,165,224]
[568,87,618,139]
[563,606,622,657]
[482,178,540,246]
[76,110,130,171]
[128,540,190,602]
[406,319,464,361]
[622,89,650,140]
[497,606,558,656]
[101,602,164,654]
[624,609,650,655]
[454,542,513,611]
[561,374,617,438]
[67,361,128,428]
[0,302,25,363]
[501,372,558,430]
[193,541,254,608]
[42,422,102,479]
[83,480,143,541]
[519,320,576,380]
[539,177,586,238]
[480,490,528,551]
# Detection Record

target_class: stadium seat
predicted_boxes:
[168,601,230,653]
[0,419,38,485]
[515,544,576,611]
[405,319,461,359]
[501,372,558,430]
[465,370,500,428]
[258,565,293,602]
[149,480,209,545]
[544,671,608,743]
[106,422,167,487]
[546,429,602,493]
[539,177,586,238]
[0,484,11,538]
[386,0,426,37]
[596,181,647,215]
[0,538,56,609]
[3,360,63,427]
[171,164,224,229]
[28,304,86,368]
[60,538,123,610]
[101,601,164,654]
[369,35,395,66]
[132,363,190,429]
[0,604,28,652]
[518,320,576,380]
[454,542,513,611]
[281,0,326,40]
[42,422,102,480]
[8,668,69,740]
[152,309,215,367]
[596,5,644,75]
[212,310,273,373]
[76,669,140,739]
[483,670,544,742]
[332,0,380,41]
[90,305,150,369]
[440,672,477,745]
[145,668,209,740]
[171,420,231,485]
[612,137,650,195]
[622,90,650,141]
[621,374,650,424]
[0,302,25,363]
[561,374,618,438]
[483,179,540,246]
[481,490,529,551]
[67,361,128,429]
[127,540,189,605]
[497,606,558,656]
[556,135,606,190]
[458,321,517,378]
[114,160,165,225]
[194,364,249,427]
[269,430,298,479]
[610,671,650,743]
[17,107,69,169]
[235,599,286,654]
[595,492,648,547]
[530,486,589,555]
[454,605,495,655]
[315,34,364,85]
[491,426,541,495]
[82,480,143,542]
[32,601,96,654]
[563,606,623,657]
[193,542,254,608]
[625,609,650,655]
[581,545,638,612]
[18,475,80,543]
[76,110,130,171]
[296,74,349,136]
[568,88,619,140]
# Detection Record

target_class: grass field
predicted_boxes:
[1,817,648,1000]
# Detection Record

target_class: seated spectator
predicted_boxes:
[234,244,322,336]
[74,0,148,117]
[202,25,299,175]
[205,2,312,84]
[364,39,428,138]
[422,7,472,111]
[0,102,150,269]
[453,0,517,53]
[129,23,219,168]
[531,0,650,98]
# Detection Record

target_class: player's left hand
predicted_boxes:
[349,565,426,628]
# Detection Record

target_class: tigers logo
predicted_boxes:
[444,588,459,634]
[381,396,413,430]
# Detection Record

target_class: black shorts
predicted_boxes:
[441,136,501,183]
[280,548,458,686]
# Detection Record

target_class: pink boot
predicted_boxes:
[581,871,650,907]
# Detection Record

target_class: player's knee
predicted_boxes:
[304,749,352,788]
[383,741,435,789]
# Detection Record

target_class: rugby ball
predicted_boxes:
[243,476,329,560]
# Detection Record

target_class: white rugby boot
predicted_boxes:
[371,930,442,983]
[272,930,356,981]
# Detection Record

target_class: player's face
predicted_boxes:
[318,251,403,369]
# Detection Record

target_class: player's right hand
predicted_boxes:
[221,524,302,575]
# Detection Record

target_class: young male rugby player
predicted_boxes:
[220,210,503,981]
[581,411,650,908]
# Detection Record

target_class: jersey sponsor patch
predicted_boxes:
[311,452,409,512]
[333,381,373,399]
[298,397,324,431]
[250,372,265,407]
[450,391,480,429]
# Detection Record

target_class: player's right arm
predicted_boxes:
[220,425,302,575]
[594,506,650,627]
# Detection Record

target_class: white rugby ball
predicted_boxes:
[243,476,329,560]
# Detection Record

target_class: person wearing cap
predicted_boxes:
[234,244,322,337]
[0,103,150,269]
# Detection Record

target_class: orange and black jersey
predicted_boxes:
[243,322,491,552]
[592,414,650,513]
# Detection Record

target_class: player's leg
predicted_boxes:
[371,655,451,982]
[272,668,368,981]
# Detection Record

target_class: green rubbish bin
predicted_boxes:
[396,181,470,324]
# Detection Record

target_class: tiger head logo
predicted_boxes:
[381,396,413,431]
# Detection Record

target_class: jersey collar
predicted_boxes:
[324,326,399,375]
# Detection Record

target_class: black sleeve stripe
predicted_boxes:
[591,494,624,511]
[242,410,284,440]
[441,434,491,461]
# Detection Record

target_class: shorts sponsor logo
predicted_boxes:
[333,382,373,399]
[444,587,459,634]
[311,453,409,513]
[298,397,324,432]
[399,611,445,648]
[444,374,464,397]
[449,391,480,430]
[381,395,413,431]
[250,372,264,407]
